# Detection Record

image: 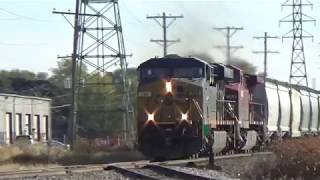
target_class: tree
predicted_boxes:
[77,72,123,137]
[49,59,133,138]
[49,59,87,88]
[36,72,49,80]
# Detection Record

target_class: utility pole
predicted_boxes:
[68,0,80,148]
[253,32,279,82]
[147,12,183,57]
[53,0,131,147]
[280,0,315,87]
[213,26,244,62]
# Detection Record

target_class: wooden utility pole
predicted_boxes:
[213,26,244,62]
[147,12,183,57]
[253,32,279,82]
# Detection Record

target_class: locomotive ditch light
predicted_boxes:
[181,113,188,121]
[165,81,172,94]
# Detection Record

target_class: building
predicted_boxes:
[0,94,51,145]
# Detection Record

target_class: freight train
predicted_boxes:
[136,55,320,159]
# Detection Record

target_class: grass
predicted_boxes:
[0,139,145,171]
[244,136,320,179]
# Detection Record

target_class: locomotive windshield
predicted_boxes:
[141,68,171,79]
[173,67,203,78]
[141,67,204,80]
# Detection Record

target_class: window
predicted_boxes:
[5,113,13,144]
[33,115,40,141]
[173,67,203,78]
[43,115,49,141]
[141,67,204,80]
[15,113,22,136]
[141,68,170,79]
[25,114,31,135]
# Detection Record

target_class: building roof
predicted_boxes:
[0,93,51,101]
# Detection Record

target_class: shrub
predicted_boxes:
[244,137,320,179]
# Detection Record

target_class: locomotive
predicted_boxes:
[136,55,320,159]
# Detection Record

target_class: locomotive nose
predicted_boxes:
[164,93,173,105]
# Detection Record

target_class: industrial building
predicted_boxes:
[0,94,51,145]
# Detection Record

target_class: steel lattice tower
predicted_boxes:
[54,0,131,146]
[280,0,315,86]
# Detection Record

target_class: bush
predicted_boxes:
[244,137,320,179]
[0,146,23,162]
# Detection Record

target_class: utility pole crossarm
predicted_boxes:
[146,15,183,19]
[147,12,183,57]
[253,51,279,54]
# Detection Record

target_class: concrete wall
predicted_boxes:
[0,94,51,145]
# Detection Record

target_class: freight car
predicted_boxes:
[136,55,320,159]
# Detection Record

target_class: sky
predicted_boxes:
[0,0,320,88]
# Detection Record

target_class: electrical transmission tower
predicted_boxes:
[147,12,183,57]
[253,32,279,82]
[280,0,315,86]
[53,0,131,147]
[213,26,244,63]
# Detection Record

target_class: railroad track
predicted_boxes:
[107,164,213,180]
[0,152,272,179]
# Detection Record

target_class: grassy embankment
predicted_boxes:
[0,140,145,171]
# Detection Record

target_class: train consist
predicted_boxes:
[136,55,320,159]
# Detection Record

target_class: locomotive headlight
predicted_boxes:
[165,81,172,94]
[147,113,155,121]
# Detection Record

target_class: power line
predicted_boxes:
[0,8,59,23]
[213,26,244,62]
[253,32,279,82]
[0,42,48,47]
[147,12,183,57]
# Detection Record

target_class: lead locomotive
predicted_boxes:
[136,55,320,159]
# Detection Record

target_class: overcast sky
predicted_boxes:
[0,0,320,88]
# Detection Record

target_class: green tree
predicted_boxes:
[49,59,132,138]
[49,59,87,88]
[77,72,123,137]
[0,69,37,90]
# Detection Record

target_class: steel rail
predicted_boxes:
[105,165,159,180]
[144,164,214,180]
